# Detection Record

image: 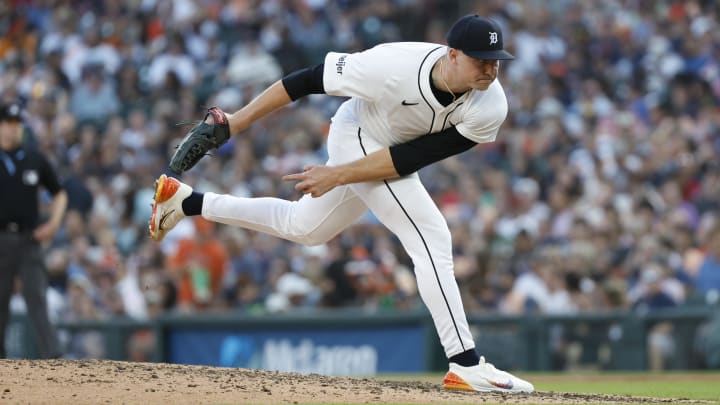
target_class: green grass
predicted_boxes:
[530,371,720,402]
[218,372,720,404]
[382,371,720,403]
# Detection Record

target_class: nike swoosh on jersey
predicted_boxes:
[159,209,175,230]
[401,100,419,106]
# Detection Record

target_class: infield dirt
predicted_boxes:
[0,359,712,404]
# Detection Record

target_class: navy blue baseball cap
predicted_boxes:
[0,101,23,122]
[446,15,514,60]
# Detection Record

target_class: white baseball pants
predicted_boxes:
[201,110,476,358]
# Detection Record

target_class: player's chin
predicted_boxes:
[471,82,492,91]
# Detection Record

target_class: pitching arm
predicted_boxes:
[283,126,477,197]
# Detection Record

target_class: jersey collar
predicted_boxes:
[420,47,471,110]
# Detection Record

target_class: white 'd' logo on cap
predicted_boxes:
[489,32,498,45]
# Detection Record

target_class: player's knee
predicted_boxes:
[296,231,331,246]
[285,223,328,246]
[287,212,333,246]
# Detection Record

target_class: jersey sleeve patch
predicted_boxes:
[323,51,385,101]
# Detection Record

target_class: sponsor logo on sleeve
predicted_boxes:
[336,55,347,75]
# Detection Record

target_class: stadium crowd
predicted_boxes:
[2,0,719,348]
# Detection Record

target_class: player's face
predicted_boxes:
[456,52,499,91]
[0,120,22,150]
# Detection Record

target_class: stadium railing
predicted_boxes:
[8,306,718,372]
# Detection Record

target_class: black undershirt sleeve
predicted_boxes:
[389,126,477,176]
[281,63,326,101]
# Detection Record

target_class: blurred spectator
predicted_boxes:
[226,41,283,88]
[265,270,319,313]
[69,64,120,126]
[321,243,359,307]
[629,264,683,312]
[629,262,686,371]
[221,228,266,311]
[693,224,720,300]
[502,252,577,315]
[147,32,197,91]
[694,312,720,369]
[167,217,228,311]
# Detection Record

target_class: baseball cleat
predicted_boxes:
[148,174,192,242]
[443,356,534,393]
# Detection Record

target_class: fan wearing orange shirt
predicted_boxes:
[166,217,228,310]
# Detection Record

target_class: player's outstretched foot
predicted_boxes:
[148,174,192,242]
[443,356,534,393]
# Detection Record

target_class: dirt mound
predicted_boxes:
[0,359,709,404]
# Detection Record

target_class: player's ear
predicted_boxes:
[447,48,459,63]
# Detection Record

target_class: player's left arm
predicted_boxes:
[283,127,477,197]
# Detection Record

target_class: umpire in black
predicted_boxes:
[0,101,66,358]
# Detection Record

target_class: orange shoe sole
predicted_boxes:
[153,174,179,203]
[443,371,474,391]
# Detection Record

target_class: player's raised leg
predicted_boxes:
[201,184,366,245]
[148,172,368,246]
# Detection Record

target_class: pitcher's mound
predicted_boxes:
[0,359,707,404]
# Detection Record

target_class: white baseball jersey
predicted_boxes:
[322,42,509,146]
[203,41,512,360]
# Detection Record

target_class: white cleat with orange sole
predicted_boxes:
[443,356,534,393]
[148,174,192,242]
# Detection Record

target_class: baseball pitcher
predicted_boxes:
[150,15,534,393]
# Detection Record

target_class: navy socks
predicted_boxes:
[181,192,204,216]
[449,349,480,367]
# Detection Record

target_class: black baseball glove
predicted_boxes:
[168,107,231,174]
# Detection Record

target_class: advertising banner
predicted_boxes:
[167,326,426,375]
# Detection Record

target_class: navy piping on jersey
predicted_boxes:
[417,46,444,135]
[356,127,467,352]
[441,102,464,131]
